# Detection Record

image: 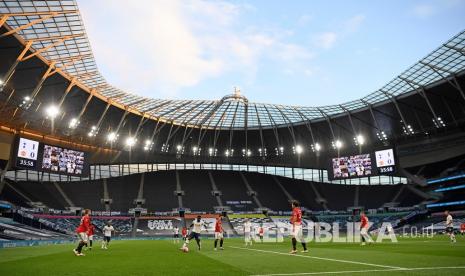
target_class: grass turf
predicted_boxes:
[1,236,465,275]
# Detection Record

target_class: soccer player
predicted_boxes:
[173,226,180,244]
[258,225,264,243]
[86,224,95,251]
[290,201,308,254]
[102,221,115,249]
[182,215,205,251]
[445,210,457,243]
[73,209,91,256]
[181,226,188,241]
[360,211,373,245]
[214,215,224,250]
[460,222,465,235]
[243,218,252,246]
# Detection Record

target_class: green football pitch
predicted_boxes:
[1,236,465,275]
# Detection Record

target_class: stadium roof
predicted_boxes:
[1,0,465,129]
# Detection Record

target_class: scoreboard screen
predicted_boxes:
[375,148,396,174]
[13,136,89,176]
[329,148,397,180]
[41,144,86,176]
[331,153,373,179]
[15,137,39,169]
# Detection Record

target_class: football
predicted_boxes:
[182,247,189,253]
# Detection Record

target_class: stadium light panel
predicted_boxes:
[143,140,153,151]
[88,126,98,137]
[295,145,303,154]
[107,132,118,142]
[313,143,321,152]
[0,79,3,85]
[68,118,79,129]
[332,140,343,149]
[376,131,388,141]
[355,135,365,145]
[433,117,446,128]
[208,148,217,156]
[45,105,60,119]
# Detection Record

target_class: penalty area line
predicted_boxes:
[229,246,404,270]
[249,266,465,276]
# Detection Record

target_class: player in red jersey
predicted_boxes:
[360,211,373,245]
[181,227,188,241]
[73,209,91,256]
[214,215,224,250]
[290,201,308,254]
[86,224,95,251]
[460,222,465,235]
[258,225,264,243]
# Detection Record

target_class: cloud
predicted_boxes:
[79,0,314,99]
[298,14,312,26]
[344,14,366,32]
[311,14,365,50]
[313,32,337,49]
[413,4,435,18]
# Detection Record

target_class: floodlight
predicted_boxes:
[126,137,136,147]
[314,143,321,152]
[107,132,117,142]
[69,118,79,129]
[45,105,59,119]
[295,145,303,154]
[356,135,365,145]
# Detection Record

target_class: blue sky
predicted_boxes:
[78,0,465,106]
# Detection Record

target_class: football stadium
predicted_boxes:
[1,0,465,275]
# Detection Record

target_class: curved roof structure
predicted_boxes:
[1,0,465,129]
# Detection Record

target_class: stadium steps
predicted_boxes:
[440,156,465,177]
[399,167,427,187]
[390,185,405,203]
[271,175,293,202]
[239,171,263,208]
[3,182,33,207]
[103,178,110,211]
[353,186,359,207]
[223,216,238,235]
[133,173,146,208]
[405,184,441,201]
[208,171,224,207]
[175,171,183,208]
[309,182,328,210]
[53,182,74,207]
[132,217,139,238]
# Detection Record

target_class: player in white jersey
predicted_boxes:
[102,222,115,249]
[243,218,253,246]
[445,210,456,243]
[173,226,180,244]
[181,215,206,251]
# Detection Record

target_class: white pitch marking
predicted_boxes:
[229,246,403,270]
[250,266,465,276]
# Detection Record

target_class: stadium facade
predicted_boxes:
[0,0,464,231]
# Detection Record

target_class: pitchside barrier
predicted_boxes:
[0,235,251,249]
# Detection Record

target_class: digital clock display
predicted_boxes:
[15,137,39,169]
[375,148,396,175]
